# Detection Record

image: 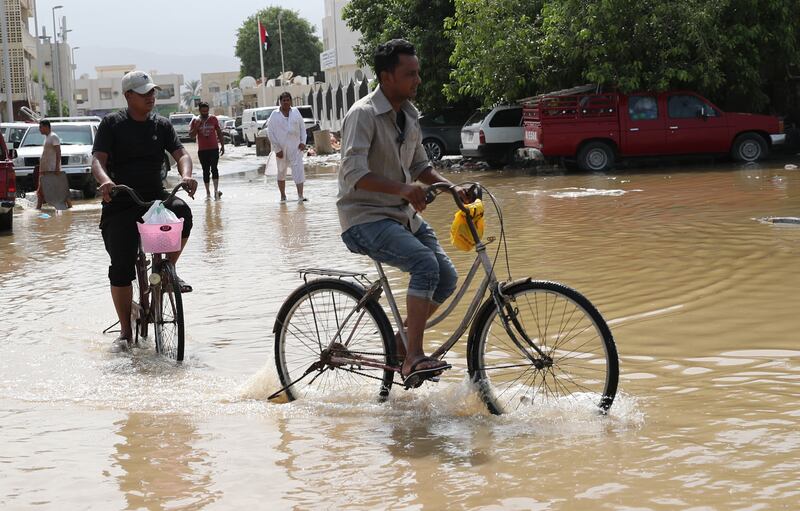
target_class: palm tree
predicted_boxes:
[181,79,201,111]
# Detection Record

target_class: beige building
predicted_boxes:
[321,0,372,86]
[0,0,45,119]
[74,65,183,117]
[200,71,241,115]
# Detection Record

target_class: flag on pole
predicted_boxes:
[258,20,272,52]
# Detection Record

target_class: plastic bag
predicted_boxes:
[142,200,179,224]
[450,199,485,251]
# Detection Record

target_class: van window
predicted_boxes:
[256,108,276,121]
[464,110,489,128]
[489,108,522,127]
[170,116,193,126]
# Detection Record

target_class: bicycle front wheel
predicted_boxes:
[274,278,396,402]
[468,280,618,414]
[153,260,185,361]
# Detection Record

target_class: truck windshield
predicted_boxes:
[21,125,93,147]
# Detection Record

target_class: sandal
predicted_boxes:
[402,356,451,389]
[175,276,193,293]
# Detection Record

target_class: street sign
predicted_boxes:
[320,49,337,71]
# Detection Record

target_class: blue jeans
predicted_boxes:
[341,219,458,304]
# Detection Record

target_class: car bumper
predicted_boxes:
[517,147,545,160]
[15,166,93,188]
[771,134,786,145]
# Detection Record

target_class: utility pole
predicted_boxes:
[52,5,63,117]
[0,0,13,121]
[33,0,45,113]
[331,0,341,85]
[71,46,79,115]
[278,12,286,88]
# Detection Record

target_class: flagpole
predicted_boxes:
[278,13,286,90]
[257,16,266,106]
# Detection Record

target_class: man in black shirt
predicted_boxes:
[92,70,198,353]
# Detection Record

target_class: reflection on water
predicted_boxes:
[1,159,799,508]
[112,413,221,510]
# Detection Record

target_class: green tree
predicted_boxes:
[181,79,201,111]
[235,7,322,81]
[343,0,468,112]
[446,0,800,112]
[31,73,67,117]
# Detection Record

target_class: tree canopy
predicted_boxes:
[235,7,323,81]
[446,0,800,112]
[342,0,470,113]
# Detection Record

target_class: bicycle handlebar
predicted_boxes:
[111,183,187,207]
[424,181,482,211]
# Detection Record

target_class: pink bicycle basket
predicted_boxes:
[137,218,184,253]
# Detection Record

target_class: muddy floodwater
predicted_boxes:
[2,147,799,510]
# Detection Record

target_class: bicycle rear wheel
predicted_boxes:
[153,260,185,361]
[468,280,618,414]
[274,278,396,402]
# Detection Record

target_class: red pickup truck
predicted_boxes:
[518,89,786,171]
[1,130,17,231]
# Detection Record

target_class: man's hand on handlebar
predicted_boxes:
[401,183,428,212]
[98,180,116,203]
[181,177,198,199]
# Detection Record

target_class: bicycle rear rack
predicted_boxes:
[298,268,372,287]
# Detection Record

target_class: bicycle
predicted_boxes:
[102,183,188,361]
[269,182,620,414]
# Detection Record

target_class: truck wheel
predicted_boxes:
[160,153,171,181]
[83,182,97,199]
[577,142,615,172]
[731,133,768,162]
[0,209,12,232]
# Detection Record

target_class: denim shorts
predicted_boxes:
[341,219,458,304]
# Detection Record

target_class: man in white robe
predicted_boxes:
[267,92,307,202]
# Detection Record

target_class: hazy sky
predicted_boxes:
[31,0,326,81]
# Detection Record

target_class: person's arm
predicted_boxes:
[214,119,225,155]
[54,142,62,173]
[188,118,200,138]
[295,110,306,151]
[171,147,197,198]
[92,151,115,203]
[266,112,283,158]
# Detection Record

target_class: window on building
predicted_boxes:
[157,85,175,100]
[99,88,112,100]
[209,86,220,94]
[75,89,89,104]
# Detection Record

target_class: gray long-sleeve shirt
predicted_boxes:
[337,86,431,233]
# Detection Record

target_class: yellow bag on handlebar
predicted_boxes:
[450,199,485,251]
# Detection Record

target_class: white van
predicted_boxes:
[241,106,278,147]
[169,113,195,142]
[1,122,35,148]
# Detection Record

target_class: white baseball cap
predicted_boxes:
[121,70,160,94]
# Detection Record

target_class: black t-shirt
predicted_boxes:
[93,109,182,202]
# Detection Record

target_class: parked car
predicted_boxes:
[460,105,524,167]
[234,115,244,144]
[1,130,17,232]
[419,108,472,161]
[12,121,99,197]
[222,118,243,146]
[1,122,35,149]
[255,105,319,145]
[242,106,278,146]
[169,113,195,142]
[518,89,786,171]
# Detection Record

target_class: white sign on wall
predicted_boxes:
[320,49,337,71]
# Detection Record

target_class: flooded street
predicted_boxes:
[2,147,799,509]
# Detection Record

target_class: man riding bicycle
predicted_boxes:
[338,39,467,386]
[91,70,198,353]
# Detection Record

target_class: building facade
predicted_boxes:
[0,0,45,119]
[74,65,183,117]
[321,0,372,86]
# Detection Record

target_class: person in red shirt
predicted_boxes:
[189,101,225,200]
